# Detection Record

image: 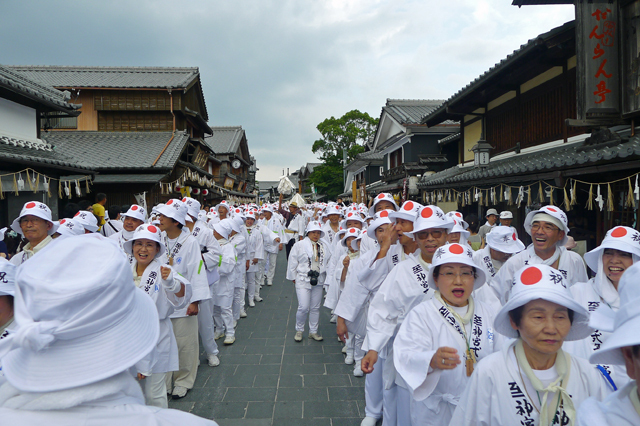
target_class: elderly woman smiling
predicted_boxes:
[451,264,608,426]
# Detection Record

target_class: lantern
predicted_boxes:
[192,188,200,195]
[470,140,494,168]
[202,189,209,196]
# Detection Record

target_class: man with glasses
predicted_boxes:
[493,205,587,305]
[361,205,453,426]
[10,201,58,266]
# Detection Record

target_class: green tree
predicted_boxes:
[309,110,378,200]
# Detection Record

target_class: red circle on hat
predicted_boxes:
[378,194,385,199]
[167,200,174,205]
[60,219,66,224]
[147,225,158,233]
[547,207,557,213]
[74,212,80,217]
[379,211,389,218]
[131,205,139,211]
[349,228,356,233]
[25,202,36,209]
[521,267,543,285]
[404,201,414,210]
[182,198,187,202]
[449,244,464,254]
[421,207,433,218]
[455,212,462,218]
[611,227,627,238]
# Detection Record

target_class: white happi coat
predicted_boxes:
[109,229,135,264]
[286,238,329,290]
[262,217,283,254]
[132,258,191,375]
[563,275,630,391]
[577,381,640,426]
[245,225,265,273]
[471,247,503,312]
[284,211,306,244]
[10,236,53,266]
[323,244,347,309]
[212,239,237,306]
[162,228,210,318]
[321,222,341,248]
[493,245,588,304]
[450,340,609,426]
[393,297,501,426]
[0,371,217,426]
[229,231,247,289]
[359,234,378,255]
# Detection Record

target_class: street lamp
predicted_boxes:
[470,140,494,168]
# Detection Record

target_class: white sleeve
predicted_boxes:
[286,243,300,281]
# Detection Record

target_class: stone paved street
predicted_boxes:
[169,251,366,426]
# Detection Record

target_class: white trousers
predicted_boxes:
[165,316,199,390]
[294,284,323,334]
[197,297,219,356]
[396,384,412,426]
[364,354,384,420]
[246,271,256,301]
[232,287,245,320]
[143,372,168,408]
[265,252,278,284]
[255,259,265,286]
[213,303,234,337]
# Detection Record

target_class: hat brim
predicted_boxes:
[156,205,186,226]
[487,239,526,254]
[493,288,592,341]
[524,210,568,246]
[427,256,486,291]
[589,319,639,366]
[584,241,640,272]
[123,239,166,259]
[389,211,417,222]
[3,287,159,392]
[11,217,59,237]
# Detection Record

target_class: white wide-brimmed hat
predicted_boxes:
[500,211,513,219]
[213,219,234,240]
[245,210,257,220]
[366,210,395,240]
[2,234,159,392]
[341,228,362,247]
[391,200,422,222]
[215,200,231,214]
[122,204,146,222]
[584,226,640,272]
[155,198,188,226]
[445,211,469,230]
[449,219,470,239]
[486,208,498,217]
[229,215,244,233]
[305,221,325,238]
[325,204,343,218]
[352,231,366,251]
[368,193,399,216]
[524,205,569,245]
[486,226,526,254]
[55,218,85,236]
[73,210,98,233]
[341,211,364,228]
[182,197,201,219]
[10,201,59,236]
[427,243,486,291]
[123,223,166,259]
[0,258,16,297]
[590,262,640,366]
[0,227,6,241]
[493,264,591,340]
[406,205,454,237]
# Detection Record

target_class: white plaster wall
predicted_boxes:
[0,97,37,140]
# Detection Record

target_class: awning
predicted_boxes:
[93,173,167,184]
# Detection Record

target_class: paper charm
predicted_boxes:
[474,189,480,201]
[17,174,25,191]
[635,175,639,201]
[43,177,49,191]
[504,187,511,201]
[64,181,70,197]
[595,185,604,211]
[75,180,82,197]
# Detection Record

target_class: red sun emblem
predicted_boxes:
[167,200,174,205]
[611,227,627,238]
[546,207,557,213]
[59,219,66,224]
[421,207,433,218]
[131,205,139,211]
[404,201,414,210]
[25,202,36,209]
[74,212,80,217]
[521,267,543,285]
[449,244,464,254]
[379,211,389,218]
[512,233,517,240]
[349,228,356,233]
[455,212,462,218]
[147,225,158,233]
[182,198,187,202]
[377,194,385,199]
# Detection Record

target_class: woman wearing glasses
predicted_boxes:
[393,243,501,426]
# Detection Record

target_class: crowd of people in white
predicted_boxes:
[0,192,639,426]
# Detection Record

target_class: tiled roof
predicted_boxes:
[93,173,168,184]
[205,126,244,154]
[419,136,640,188]
[0,65,80,113]
[422,20,575,125]
[384,99,444,125]
[8,66,200,89]
[43,131,190,171]
[0,133,90,171]
[358,150,384,160]
[438,132,460,145]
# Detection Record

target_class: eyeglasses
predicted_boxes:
[438,271,475,280]
[415,229,444,240]
[530,223,560,233]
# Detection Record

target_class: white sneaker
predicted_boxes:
[353,360,364,377]
[294,331,303,342]
[249,300,255,307]
[254,296,263,302]
[171,386,188,399]
[233,320,238,328]
[224,335,236,345]
[342,345,348,354]
[207,354,220,367]
[240,310,247,318]
[330,314,337,324]
[214,331,225,340]
[266,281,272,286]
[308,333,323,341]
[344,352,355,365]
[361,416,377,426]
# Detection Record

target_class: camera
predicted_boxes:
[307,270,320,286]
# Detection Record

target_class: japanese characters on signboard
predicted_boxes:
[621,2,640,115]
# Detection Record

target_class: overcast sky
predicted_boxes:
[1,1,574,181]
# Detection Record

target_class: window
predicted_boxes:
[389,148,403,169]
